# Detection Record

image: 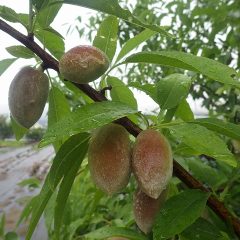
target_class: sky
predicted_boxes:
[0,1,208,119]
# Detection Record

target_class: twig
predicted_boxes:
[1,18,240,237]
[99,85,112,95]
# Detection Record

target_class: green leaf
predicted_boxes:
[26,133,89,240]
[17,197,37,227]
[107,76,138,110]
[40,101,137,147]
[125,51,239,87]
[168,123,237,167]
[174,143,200,157]
[17,177,41,188]
[48,86,71,150]
[187,159,228,190]
[54,135,88,238]
[192,118,240,141]
[0,6,20,23]
[128,82,158,103]
[11,116,28,141]
[6,45,36,59]
[63,0,172,37]
[47,133,89,190]
[83,226,147,240]
[175,99,194,121]
[33,0,46,11]
[36,0,62,28]
[0,58,16,77]
[0,6,27,27]
[181,218,222,240]
[157,74,192,109]
[153,190,210,239]
[68,218,87,239]
[43,26,65,39]
[116,29,157,63]
[93,16,118,62]
[0,213,5,237]
[35,26,65,59]
[5,232,19,240]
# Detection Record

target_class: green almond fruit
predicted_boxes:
[88,123,131,195]
[8,66,49,128]
[132,129,173,199]
[59,45,109,84]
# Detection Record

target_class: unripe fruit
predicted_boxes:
[133,189,167,234]
[8,66,49,128]
[88,123,131,195]
[59,45,109,84]
[132,129,173,199]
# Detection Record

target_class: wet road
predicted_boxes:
[0,145,54,239]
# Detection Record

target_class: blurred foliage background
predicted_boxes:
[73,0,240,123]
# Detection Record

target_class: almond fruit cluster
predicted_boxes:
[88,123,173,234]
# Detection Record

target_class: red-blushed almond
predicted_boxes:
[133,188,167,234]
[88,123,131,195]
[59,45,109,84]
[8,66,49,128]
[132,129,173,199]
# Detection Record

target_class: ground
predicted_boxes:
[0,144,54,239]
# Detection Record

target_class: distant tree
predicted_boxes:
[0,115,12,140]
[25,127,45,142]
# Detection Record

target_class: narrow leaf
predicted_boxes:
[175,99,194,121]
[93,16,119,62]
[48,86,71,150]
[116,29,157,62]
[0,58,16,77]
[17,197,38,227]
[35,26,65,59]
[0,213,5,237]
[63,0,172,37]
[187,159,228,190]
[128,82,158,103]
[26,133,89,240]
[36,0,62,28]
[11,116,28,141]
[125,51,239,87]
[17,177,41,188]
[153,190,210,239]
[54,134,88,237]
[40,101,137,147]
[0,6,20,23]
[192,118,240,141]
[107,76,138,109]
[181,218,222,240]
[5,232,19,240]
[156,73,192,109]
[168,123,237,167]
[0,6,27,26]
[84,226,147,240]
[6,46,36,59]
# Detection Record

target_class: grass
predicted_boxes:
[0,140,26,148]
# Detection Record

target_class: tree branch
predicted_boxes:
[1,18,240,237]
